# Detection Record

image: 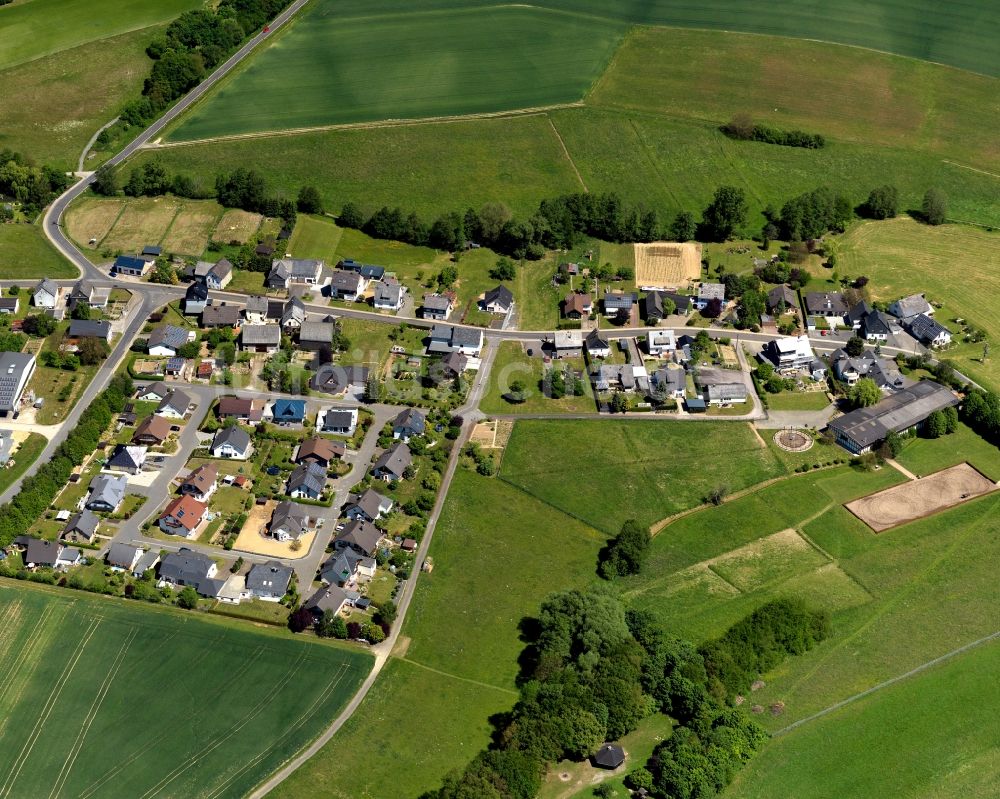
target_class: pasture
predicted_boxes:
[270,468,605,799]
[0,580,371,799]
[838,218,1000,391]
[168,4,625,140]
[499,419,786,533]
[0,224,77,278]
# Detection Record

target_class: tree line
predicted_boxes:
[0,148,71,218]
[422,589,828,799]
[722,114,825,149]
[0,374,134,548]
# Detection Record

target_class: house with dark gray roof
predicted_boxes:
[62,510,99,543]
[86,474,128,512]
[373,280,405,311]
[244,295,269,324]
[281,296,306,330]
[830,348,906,392]
[246,561,293,601]
[480,285,514,314]
[298,320,336,349]
[603,292,637,316]
[148,325,189,356]
[69,319,111,342]
[33,278,58,308]
[328,269,367,301]
[767,285,798,313]
[421,293,453,320]
[184,279,209,315]
[158,548,218,593]
[107,543,142,572]
[373,442,412,482]
[392,408,426,441]
[269,500,313,541]
[201,304,240,328]
[804,291,848,325]
[211,426,252,459]
[108,444,147,474]
[344,488,393,524]
[861,309,893,342]
[427,324,483,356]
[321,549,375,587]
[240,323,281,353]
[137,382,170,402]
[0,352,35,415]
[320,407,358,435]
[906,314,952,348]
[335,518,383,557]
[585,329,611,358]
[311,365,369,396]
[304,585,356,619]
[156,388,191,420]
[287,462,327,500]
[888,293,933,323]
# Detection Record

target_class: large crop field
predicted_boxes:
[0,581,371,799]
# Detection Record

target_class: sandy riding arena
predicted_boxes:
[846,463,997,532]
[634,241,702,290]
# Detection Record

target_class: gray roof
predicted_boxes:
[373,442,412,479]
[482,285,514,309]
[246,295,268,314]
[148,324,188,350]
[107,542,141,569]
[698,283,726,300]
[321,549,374,586]
[281,296,306,326]
[829,380,958,448]
[277,258,323,280]
[374,280,403,305]
[202,305,240,327]
[69,319,111,339]
[24,537,61,567]
[322,409,357,430]
[138,382,170,400]
[157,389,191,416]
[312,364,369,394]
[270,500,311,537]
[134,550,160,574]
[586,328,610,350]
[348,488,392,521]
[804,292,848,316]
[907,313,951,343]
[451,326,483,349]
[707,383,748,402]
[830,348,906,390]
[241,324,281,346]
[304,584,352,616]
[287,462,327,496]
[34,278,58,297]
[246,560,293,596]
[329,269,365,293]
[393,408,426,436]
[64,509,99,540]
[767,285,798,311]
[846,300,873,325]
[87,473,128,509]
[299,321,336,343]
[337,519,383,556]
[603,292,636,310]
[186,279,209,303]
[422,294,452,311]
[108,444,146,470]
[890,293,933,320]
[862,310,893,336]
[0,352,34,412]
[212,426,252,454]
[158,548,214,584]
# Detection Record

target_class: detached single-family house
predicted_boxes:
[845,300,873,331]
[421,293,453,321]
[20,537,79,570]
[108,444,147,474]
[158,495,208,537]
[298,320,336,350]
[68,280,109,311]
[244,295,269,324]
[762,335,815,372]
[861,309,893,343]
[193,258,233,290]
[319,407,359,435]
[650,367,686,399]
[373,280,405,311]
[280,296,306,331]
[320,549,375,587]
[132,414,171,446]
[646,329,676,357]
[136,382,170,403]
[888,293,934,323]
[148,325,189,357]
[603,292,636,317]
[267,258,324,289]
[432,351,468,383]
[32,278,58,308]
[156,388,191,420]
[427,324,483,357]
[563,293,592,319]
[287,461,327,500]
[269,500,313,541]
[695,367,748,405]
[328,269,367,301]
[804,292,848,328]
[585,329,611,359]
[344,488,393,523]
[217,396,264,425]
[246,561,293,602]
[0,352,35,416]
[184,279,209,315]
[268,398,306,426]
[766,285,798,314]
[211,426,252,459]
[295,437,345,467]
[158,548,218,592]
[304,585,356,619]
[240,323,281,353]
[61,509,99,544]
[68,319,111,342]
[107,542,143,573]
[907,313,952,348]
[373,442,412,482]
[179,463,218,501]
[553,329,583,358]
[697,283,726,305]
[86,474,128,512]
[0,296,18,315]
[113,255,149,277]
[311,365,369,396]
[201,304,240,328]
[480,285,514,314]
[335,518,383,557]
[392,408,426,441]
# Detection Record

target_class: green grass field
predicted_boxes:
[0,433,47,496]
[170,3,625,140]
[271,468,605,799]
[893,423,1000,482]
[499,419,785,533]
[838,218,1000,391]
[479,342,597,415]
[765,391,832,411]
[0,224,78,278]
[0,580,371,799]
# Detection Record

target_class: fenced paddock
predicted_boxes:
[634,241,701,289]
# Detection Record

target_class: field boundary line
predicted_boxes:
[546,116,588,192]
[704,565,743,594]
[496,474,612,534]
[48,626,138,799]
[625,117,679,209]
[394,656,520,695]
[774,629,1000,737]
[942,159,1000,180]
[97,202,128,251]
[0,619,100,799]
[151,103,585,148]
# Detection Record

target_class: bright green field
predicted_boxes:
[726,637,1000,799]
[0,224,78,278]
[0,0,202,70]
[270,468,605,799]
[169,4,625,140]
[0,580,371,799]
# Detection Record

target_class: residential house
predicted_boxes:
[696,283,726,308]
[553,330,583,358]
[762,335,815,372]
[184,279,209,315]
[156,388,191,420]
[192,258,233,290]
[433,350,468,383]
[695,367,748,405]
[766,285,798,313]
[158,495,208,537]
[240,323,281,353]
[267,258,324,289]
[845,300,873,331]
[85,474,128,512]
[373,279,405,311]
[61,510,99,544]
[179,463,218,501]
[113,255,149,277]
[166,359,187,380]
[907,314,952,348]
[804,292,849,327]
[295,437,345,468]
[888,293,934,323]
[0,352,35,416]
[148,325,189,357]
[328,269,367,301]
[392,408,426,441]
[217,396,264,424]
[287,462,327,500]
[32,278,58,308]
[320,407,359,435]
[201,304,240,328]
[650,366,686,399]
[593,363,636,392]
[211,426,253,459]
[480,285,514,314]
[339,260,385,281]
[304,585,356,619]
[373,442,412,482]
[133,550,160,577]
[344,488,393,523]
[280,296,306,331]
[67,280,108,311]
[646,329,676,357]
[585,329,611,359]
[68,319,111,342]
[603,291,636,317]
[421,293,453,321]
[427,324,483,357]
[269,500,313,541]
[320,549,375,587]
[828,380,959,453]
[335,518,383,557]
[244,295,269,324]
[136,382,170,402]
[246,561,293,601]
[311,365,370,396]
[107,444,147,474]
[107,542,142,573]
[861,309,893,343]
[158,548,218,593]
[298,320,336,350]
[21,537,79,570]
[268,398,306,425]
[563,293,592,319]
[132,414,171,446]
[0,296,18,315]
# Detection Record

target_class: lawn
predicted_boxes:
[168,3,625,140]
[0,224,77,278]
[765,391,832,411]
[480,341,597,415]
[0,432,47,495]
[499,419,786,533]
[271,467,605,798]
[0,579,371,799]
[837,217,1000,391]
[894,423,1000,482]
[29,363,100,425]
